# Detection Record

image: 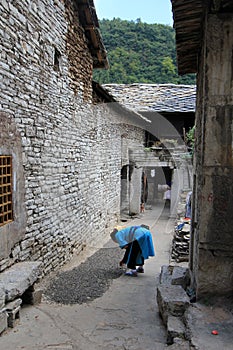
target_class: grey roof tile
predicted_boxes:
[103,84,196,113]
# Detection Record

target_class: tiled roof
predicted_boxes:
[103,84,196,113]
[171,0,233,74]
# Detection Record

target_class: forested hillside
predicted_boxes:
[93,18,196,85]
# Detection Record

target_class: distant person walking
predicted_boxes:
[110,225,155,277]
[163,187,171,208]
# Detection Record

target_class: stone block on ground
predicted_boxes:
[159,265,173,285]
[171,266,190,290]
[6,306,20,328]
[5,298,22,328]
[0,311,8,335]
[0,262,41,301]
[167,315,186,345]
[167,337,191,349]
[157,284,190,325]
[0,285,5,309]
[5,298,22,311]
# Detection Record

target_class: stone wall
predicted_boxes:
[0,0,145,276]
[190,13,233,297]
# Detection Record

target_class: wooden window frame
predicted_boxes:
[0,155,13,227]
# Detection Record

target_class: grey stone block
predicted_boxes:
[0,311,8,334]
[0,262,41,301]
[0,285,5,309]
[5,298,22,311]
[157,284,190,325]
[7,305,20,328]
[167,315,186,345]
[159,265,173,285]
[5,298,22,328]
[167,338,191,349]
[171,266,190,290]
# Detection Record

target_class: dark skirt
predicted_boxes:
[122,240,144,269]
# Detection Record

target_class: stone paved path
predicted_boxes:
[0,206,174,350]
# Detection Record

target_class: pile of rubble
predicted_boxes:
[171,219,191,263]
[170,189,192,263]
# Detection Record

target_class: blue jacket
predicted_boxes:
[115,226,155,263]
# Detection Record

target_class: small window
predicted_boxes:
[54,47,61,72]
[0,156,13,227]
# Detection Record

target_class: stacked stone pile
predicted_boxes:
[176,191,190,221]
[171,189,192,263]
[171,220,191,263]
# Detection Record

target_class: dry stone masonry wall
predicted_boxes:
[0,0,145,276]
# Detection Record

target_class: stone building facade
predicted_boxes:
[171,0,233,298]
[103,84,195,218]
[0,0,146,276]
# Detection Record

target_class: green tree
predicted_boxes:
[160,57,178,83]
[94,19,196,85]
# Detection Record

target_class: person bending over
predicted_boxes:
[110,225,155,277]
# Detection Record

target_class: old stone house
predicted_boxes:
[103,83,196,218]
[0,0,148,278]
[171,0,233,298]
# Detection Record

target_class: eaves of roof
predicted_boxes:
[171,0,233,74]
[77,0,109,69]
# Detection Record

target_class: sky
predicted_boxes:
[94,0,173,26]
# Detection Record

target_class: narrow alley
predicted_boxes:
[0,1,233,349]
[0,206,174,350]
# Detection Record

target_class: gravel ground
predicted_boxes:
[44,246,124,305]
